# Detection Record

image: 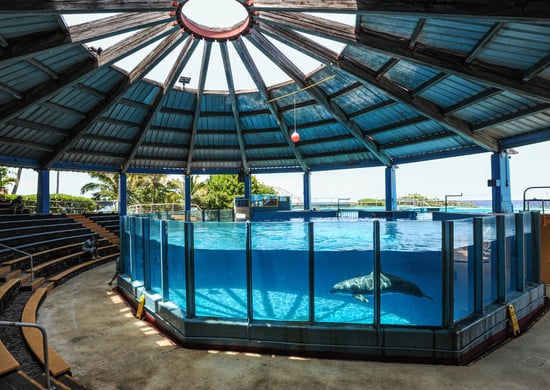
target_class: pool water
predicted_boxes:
[155,220,451,326]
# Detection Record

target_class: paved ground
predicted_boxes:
[38,262,550,390]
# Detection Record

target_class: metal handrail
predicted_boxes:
[0,242,34,282]
[523,186,550,213]
[0,321,52,389]
[444,193,463,212]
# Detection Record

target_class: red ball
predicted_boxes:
[291,131,300,142]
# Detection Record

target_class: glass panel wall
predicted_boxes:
[505,214,517,293]
[193,222,247,319]
[314,221,373,324]
[523,213,535,283]
[453,219,474,321]
[482,216,498,306]
[380,220,442,326]
[121,216,132,277]
[251,222,309,321]
[132,217,145,284]
[167,220,186,313]
[149,219,162,295]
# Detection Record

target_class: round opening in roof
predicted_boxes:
[177,0,252,41]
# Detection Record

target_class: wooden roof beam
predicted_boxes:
[258,23,500,152]
[69,12,171,42]
[258,11,550,103]
[122,37,199,173]
[220,41,249,172]
[252,0,550,21]
[41,31,187,169]
[232,37,309,172]
[185,41,211,174]
[248,29,393,167]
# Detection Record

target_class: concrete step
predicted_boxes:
[21,276,46,292]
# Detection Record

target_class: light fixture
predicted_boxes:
[179,76,191,89]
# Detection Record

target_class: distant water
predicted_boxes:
[468,200,527,210]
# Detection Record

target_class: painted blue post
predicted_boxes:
[308,222,315,323]
[244,174,252,200]
[160,220,169,302]
[118,173,127,216]
[473,218,484,315]
[184,175,191,221]
[515,213,525,292]
[373,220,381,329]
[36,169,50,214]
[246,222,253,322]
[185,222,195,318]
[385,166,397,211]
[303,171,311,211]
[442,220,455,327]
[489,152,514,213]
[530,212,542,283]
[496,215,506,303]
[143,218,151,290]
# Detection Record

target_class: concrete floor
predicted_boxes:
[38,262,550,390]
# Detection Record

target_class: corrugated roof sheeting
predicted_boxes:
[419,76,489,110]
[416,19,494,55]
[0,4,549,174]
[476,23,550,71]
[0,14,60,39]
[384,61,440,91]
[455,91,541,125]
[360,15,421,40]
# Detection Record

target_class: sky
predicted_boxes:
[11,139,550,202]
[9,5,549,203]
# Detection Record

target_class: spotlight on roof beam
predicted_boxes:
[179,76,191,88]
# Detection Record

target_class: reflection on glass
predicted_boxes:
[167,220,186,314]
[453,219,474,321]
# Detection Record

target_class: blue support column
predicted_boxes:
[118,173,127,216]
[36,169,50,214]
[385,166,397,211]
[244,174,252,200]
[303,171,311,211]
[489,152,514,213]
[184,175,191,221]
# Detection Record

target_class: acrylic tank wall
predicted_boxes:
[116,212,547,364]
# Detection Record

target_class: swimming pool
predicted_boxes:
[118,212,545,364]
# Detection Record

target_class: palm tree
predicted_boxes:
[80,172,119,200]
[0,166,16,195]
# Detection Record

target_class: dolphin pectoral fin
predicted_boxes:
[354,294,370,303]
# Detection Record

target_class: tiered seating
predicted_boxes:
[0,212,119,389]
[83,212,120,236]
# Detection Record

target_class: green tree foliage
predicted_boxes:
[200,175,276,209]
[0,166,17,194]
[80,172,119,201]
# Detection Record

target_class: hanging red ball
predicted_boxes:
[291,131,300,142]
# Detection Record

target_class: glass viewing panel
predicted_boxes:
[482,216,498,306]
[453,219,474,322]
[132,217,145,284]
[505,214,517,293]
[193,222,247,319]
[122,216,132,278]
[166,220,186,313]
[380,220,442,326]
[149,219,162,295]
[314,221,373,324]
[251,222,309,321]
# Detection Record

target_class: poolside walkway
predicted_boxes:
[38,262,550,390]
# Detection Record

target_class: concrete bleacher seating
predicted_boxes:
[0,212,119,389]
[83,212,120,235]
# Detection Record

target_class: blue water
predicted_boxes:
[160,220,447,326]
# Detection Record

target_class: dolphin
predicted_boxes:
[329,271,433,303]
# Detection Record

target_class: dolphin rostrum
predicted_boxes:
[329,271,433,303]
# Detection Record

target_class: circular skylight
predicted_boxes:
[177,0,251,40]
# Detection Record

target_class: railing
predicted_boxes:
[0,321,52,389]
[0,242,34,282]
[523,186,550,214]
